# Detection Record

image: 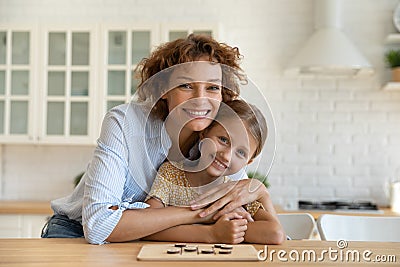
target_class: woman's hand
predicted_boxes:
[231,206,254,222]
[190,179,267,220]
[211,213,248,244]
[195,208,218,224]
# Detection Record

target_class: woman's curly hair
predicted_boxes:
[135,34,247,120]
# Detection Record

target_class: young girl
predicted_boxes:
[42,34,273,245]
[145,100,285,244]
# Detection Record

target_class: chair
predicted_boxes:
[317,214,400,242]
[277,213,317,240]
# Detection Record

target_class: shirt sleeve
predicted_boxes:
[82,106,138,245]
[145,163,171,207]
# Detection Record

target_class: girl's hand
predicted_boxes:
[190,179,266,220]
[231,206,254,222]
[211,213,248,244]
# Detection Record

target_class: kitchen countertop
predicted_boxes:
[276,206,400,219]
[0,201,53,215]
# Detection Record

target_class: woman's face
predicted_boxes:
[162,58,223,132]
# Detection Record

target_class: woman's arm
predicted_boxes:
[243,208,285,245]
[108,196,219,242]
[141,197,215,243]
[106,206,205,242]
[143,213,248,244]
[144,224,214,243]
[190,178,268,220]
[83,105,195,244]
[145,197,165,208]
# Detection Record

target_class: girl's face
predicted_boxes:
[162,58,223,132]
[199,119,258,178]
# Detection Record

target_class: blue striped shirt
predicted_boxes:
[51,102,171,244]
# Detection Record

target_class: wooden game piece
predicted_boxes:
[166,248,181,254]
[220,244,233,249]
[200,248,214,254]
[138,244,260,261]
[183,246,197,252]
[174,243,187,247]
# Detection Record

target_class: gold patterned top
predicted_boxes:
[146,162,263,217]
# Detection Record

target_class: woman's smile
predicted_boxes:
[183,108,211,118]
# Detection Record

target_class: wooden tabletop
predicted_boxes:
[0,238,399,266]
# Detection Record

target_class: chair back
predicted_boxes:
[317,214,400,242]
[277,213,316,240]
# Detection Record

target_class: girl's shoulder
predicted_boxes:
[159,161,183,173]
[158,161,186,184]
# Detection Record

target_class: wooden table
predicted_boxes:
[0,238,399,266]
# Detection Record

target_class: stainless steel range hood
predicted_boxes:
[285,0,373,76]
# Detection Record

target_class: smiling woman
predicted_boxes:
[42,34,275,245]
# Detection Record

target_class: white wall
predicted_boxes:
[0,0,399,206]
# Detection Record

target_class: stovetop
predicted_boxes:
[298,200,379,211]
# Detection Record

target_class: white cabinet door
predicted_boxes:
[160,23,219,42]
[0,215,49,238]
[102,25,158,118]
[0,29,36,143]
[0,215,23,238]
[40,29,97,144]
[21,215,49,238]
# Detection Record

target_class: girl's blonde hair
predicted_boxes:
[213,99,267,160]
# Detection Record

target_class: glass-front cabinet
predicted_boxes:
[0,24,217,144]
[103,27,157,115]
[161,23,216,42]
[0,29,34,143]
[41,29,95,143]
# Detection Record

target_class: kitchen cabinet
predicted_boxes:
[160,23,216,43]
[0,27,97,144]
[0,29,35,143]
[103,26,158,113]
[0,201,52,238]
[0,215,49,238]
[0,24,218,145]
[42,28,97,144]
